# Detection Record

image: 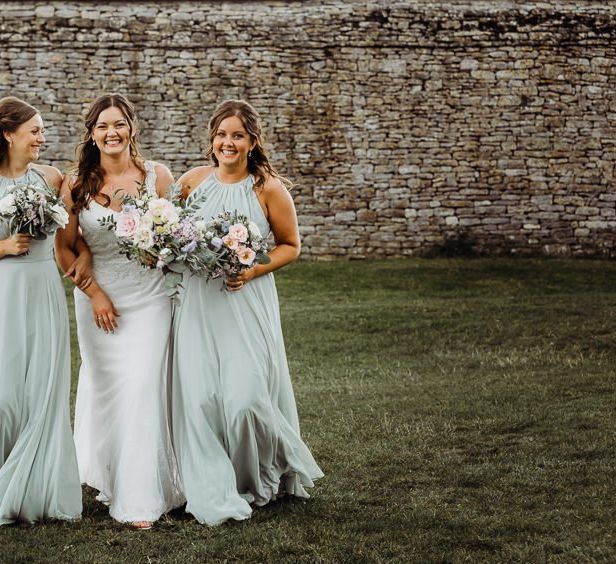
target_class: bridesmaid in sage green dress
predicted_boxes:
[173,99,323,525]
[0,96,82,524]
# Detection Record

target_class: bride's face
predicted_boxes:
[92,106,133,157]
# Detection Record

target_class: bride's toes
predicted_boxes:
[131,520,154,530]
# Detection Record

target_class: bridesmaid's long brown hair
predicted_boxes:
[0,97,39,164]
[71,93,145,213]
[205,99,292,191]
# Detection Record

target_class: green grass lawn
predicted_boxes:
[2,259,615,563]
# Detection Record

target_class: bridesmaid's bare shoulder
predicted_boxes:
[32,164,63,193]
[178,166,214,199]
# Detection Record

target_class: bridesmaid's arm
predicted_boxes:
[38,165,94,288]
[234,177,301,286]
[69,235,94,289]
[54,176,93,290]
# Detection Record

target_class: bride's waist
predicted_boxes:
[92,256,164,284]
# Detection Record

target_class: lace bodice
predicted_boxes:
[79,161,163,287]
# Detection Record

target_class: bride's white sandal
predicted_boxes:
[131,521,153,530]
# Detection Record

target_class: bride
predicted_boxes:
[55,93,183,529]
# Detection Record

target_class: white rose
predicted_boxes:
[50,204,69,227]
[135,225,154,250]
[0,193,16,213]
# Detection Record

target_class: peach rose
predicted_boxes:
[237,246,256,266]
[223,235,240,250]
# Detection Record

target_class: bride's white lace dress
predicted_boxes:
[73,161,184,522]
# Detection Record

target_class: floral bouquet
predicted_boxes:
[199,210,271,287]
[99,185,271,296]
[0,182,69,240]
[99,186,221,297]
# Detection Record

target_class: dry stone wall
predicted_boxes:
[1,1,616,258]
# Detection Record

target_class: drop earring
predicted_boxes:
[92,140,95,146]
[248,150,252,158]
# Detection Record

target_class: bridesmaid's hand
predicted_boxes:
[90,290,120,333]
[1,234,31,256]
[224,267,257,291]
[64,252,94,290]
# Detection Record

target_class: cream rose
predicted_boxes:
[115,209,140,238]
[228,223,249,242]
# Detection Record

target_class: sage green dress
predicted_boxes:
[172,172,323,525]
[0,169,82,525]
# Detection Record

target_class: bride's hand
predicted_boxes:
[90,290,120,333]
[64,252,93,290]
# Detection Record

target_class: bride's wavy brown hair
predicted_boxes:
[205,99,292,191]
[71,93,145,213]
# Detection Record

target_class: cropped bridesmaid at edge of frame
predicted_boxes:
[0,95,82,525]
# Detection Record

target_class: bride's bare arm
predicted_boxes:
[55,177,120,333]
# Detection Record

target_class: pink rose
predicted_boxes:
[116,209,140,238]
[237,246,256,266]
[228,223,248,242]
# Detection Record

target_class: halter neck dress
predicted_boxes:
[0,167,82,524]
[171,171,323,524]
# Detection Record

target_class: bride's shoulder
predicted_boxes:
[147,160,172,179]
[146,160,174,197]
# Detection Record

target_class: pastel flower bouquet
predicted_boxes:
[99,186,221,296]
[199,210,271,285]
[0,182,69,240]
[99,186,270,297]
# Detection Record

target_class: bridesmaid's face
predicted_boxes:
[213,116,255,168]
[92,106,133,157]
[6,114,45,163]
